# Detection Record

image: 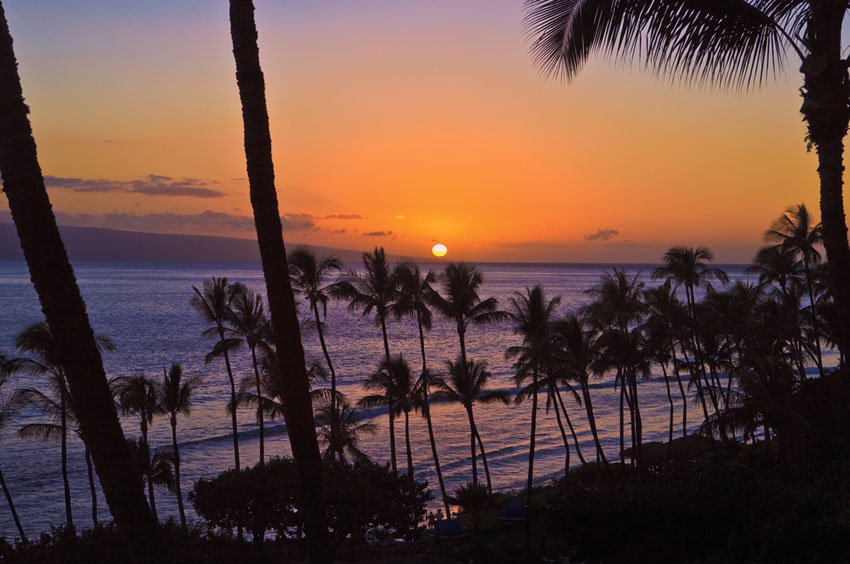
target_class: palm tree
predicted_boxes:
[429,263,509,372]
[315,397,376,463]
[155,363,202,531]
[432,357,511,492]
[0,5,159,555]
[191,277,244,471]
[6,322,115,530]
[765,204,825,375]
[112,374,164,521]
[505,285,560,538]
[551,316,608,470]
[392,264,450,513]
[359,355,418,478]
[289,248,344,422]
[0,358,25,540]
[228,286,271,464]
[523,0,850,359]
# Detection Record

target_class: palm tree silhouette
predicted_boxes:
[523,0,850,359]
[551,316,608,470]
[191,277,244,471]
[765,204,825,376]
[429,263,509,374]
[289,248,344,428]
[505,285,560,536]
[112,374,164,521]
[359,355,418,478]
[227,286,271,464]
[315,397,376,463]
[0,357,26,540]
[432,357,510,492]
[391,264,450,513]
[6,322,115,530]
[155,363,202,531]
[0,5,158,553]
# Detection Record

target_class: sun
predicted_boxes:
[431,243,448,258]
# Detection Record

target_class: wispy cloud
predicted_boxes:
[363,230,394,237]
[585,228,620,241]
[51,210,318,233]
[320,213,364,220]
[45,174,226,199]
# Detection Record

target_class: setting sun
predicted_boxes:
[431,243,448,258]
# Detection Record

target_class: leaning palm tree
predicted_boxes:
[289,248,344,415]
[765,204,825,375]
[191,277,244,471]
[524,0,850,358]
[0,358,25,540]
[155,363,202,531]
[227,286,271,464]
[0,5,158,555]
[391,264,450,514]
[314,397,376,463]
[6,322,115,530]
[432,357,511,493]
[112,374,164,521]
[429,263,509,372]
[505,285,560,540]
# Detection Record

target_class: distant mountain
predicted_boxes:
[0,223,385,264]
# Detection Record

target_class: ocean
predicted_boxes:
[0,260,765,537]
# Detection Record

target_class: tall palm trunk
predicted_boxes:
[802,267,825,376]
[59,385,74,529]
[218,327,241,471]
[229,3,330,560]
[660,362,675,460]
[801,7,850,359]
[313,304,337,418]
[403,409,414,479]
[170,416,187,530]
[0,5,159,558]
[465,407,479,486]
[550,386,571,477]
[525,370,538,547]
[474,425,493,493]
[415,311,449,514]
[378,314,398,476]
[580,379,608,469]
[629,373,644,471]
[0,466,24,540]
[85,446,98,529]
[141,419,157,521]
[618,378,626,465]
[555,387,586,466]
[249,346,264,465]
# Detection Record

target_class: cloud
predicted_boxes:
[45,174,226,199]
[394,214,406,220]
[332,228,347,234]
[51,209,318,234]
[585,228,620,241]
[320,214,364,220]
[363,230,394,237]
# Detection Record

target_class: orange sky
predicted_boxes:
[0,1,832,263]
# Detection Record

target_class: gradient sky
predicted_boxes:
[0,0,833,263]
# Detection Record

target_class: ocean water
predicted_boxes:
[0,260,768,537]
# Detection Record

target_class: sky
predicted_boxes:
[0,0,834,263]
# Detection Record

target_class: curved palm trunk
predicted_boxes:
[473,423,493,493]
[550,387,571,478]
[85,446,98,529]
[218,331,241,471]
[525,371,538,547]
[403,409,414,479]
[555,387,586,466]
[378,314,399,475]
[580,379,608,470]
[230,3,330,560]
[803,266,825,376]
[141,421,157,521]
[629,373,644,471]
[660,362,674,461]
[0,5,159,559]
[59,388,74,529]
[415,312,449,514]
[618,378,626,465]
[312,304,337,417]
[465,406,479,486]
[671,351,688,437]
[0,466,25,540]
[170,417,187,530]
[249,346,265,465]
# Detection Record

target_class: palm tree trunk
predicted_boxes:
[803,267,825,376]
[474,425,493,493]
[660,362,674,461]
[0,5,159,559]
[403,409,414,479]
[671,344,688,437]
[465,407,478,486]
[141,423,158,522]
[313,304,337,417]
[171,418,187,531]
[618,378,625,465]
[0,466,25,540]
[524,371,538,549]
[554,387,586,466]
[550,387,571,478]
[219,335,241,471]
[60,390,74,529]
[250,346,265,465]
[580,379,608,470]
[416,312,450,515]
[629,373,643,471]
[85,446,98,529]
[378,314,399,475]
